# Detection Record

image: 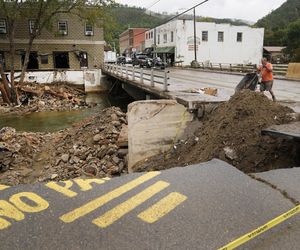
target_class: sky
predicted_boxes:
[115,0,287,22]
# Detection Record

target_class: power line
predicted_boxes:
[119,0,210,52]
[145,0,162,10]
[164,0,209,23]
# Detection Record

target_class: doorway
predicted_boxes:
[79,52,88,68]
[21,52,39,70]
[53,52,70,69]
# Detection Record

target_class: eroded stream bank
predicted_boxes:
[0,82,133,185]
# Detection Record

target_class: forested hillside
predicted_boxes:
[104,6,166,51]
[105,5,248,52]
[256,0,300,61]
[256,0,300,31]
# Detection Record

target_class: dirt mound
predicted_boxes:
[0,107,128,185]
[136,90,298,173]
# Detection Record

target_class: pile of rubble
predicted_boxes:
[0,107,128,185]
[135,90,299,173]
[47,107,128,181]
[0,82,90,115]
[0,127,47,184]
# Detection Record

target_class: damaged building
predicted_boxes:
[0,14,105,71]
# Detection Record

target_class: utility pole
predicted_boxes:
[193,7,197,62]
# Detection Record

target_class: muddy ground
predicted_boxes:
[134,90,300,173]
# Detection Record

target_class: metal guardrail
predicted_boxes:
[103,64,169,91]
[195,63,288,76]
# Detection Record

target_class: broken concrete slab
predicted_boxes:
[262,121,300,141]
[254,167,300,202]
[0,159,298,250]
[127,100,194,172]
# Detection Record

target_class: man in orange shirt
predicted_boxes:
[258,58,276,101]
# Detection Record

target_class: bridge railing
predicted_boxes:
[102,64,170,91]
[197,63,288,76]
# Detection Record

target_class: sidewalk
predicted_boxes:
[177,67,300,82]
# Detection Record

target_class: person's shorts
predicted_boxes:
[260,80,273,91]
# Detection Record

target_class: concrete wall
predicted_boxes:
[145,20,264,65]
[128,100,194,172]
[7,69,104,92]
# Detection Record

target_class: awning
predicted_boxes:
[153,46,175,54]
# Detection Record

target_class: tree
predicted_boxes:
[0,0,115,105]
[285,19,300,62]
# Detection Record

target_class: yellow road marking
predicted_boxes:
[93,181,170,228]
[218,205,300,250]
[0,200,25,229]
[0,184,9,191]
[46,180,77,197]
[9,192,49,213]
[60,172,160,223]
[74,179,105,191]
[137,192,187,223]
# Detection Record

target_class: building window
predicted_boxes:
[163,33,167,43]
[53,52,69,69]
[85,23,94,36]
[158,34,160,44]
[58,21,68,35]
[146,33,148,40]
[151,31,153,39]
[218,31,224,42]
[0,19,7,34]
[171,31,174,42]
[237,32,243,42]
[202,31,208,41]
[40,55,48,64]
[29,20,39,34]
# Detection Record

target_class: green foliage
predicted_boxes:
[255,0,300,61]
[106,5,249,52]
[197,17,248,26]
[285,19,300,61]
[104,5,166,51]
[256,0,300,31]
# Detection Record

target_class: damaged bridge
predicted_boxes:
[102,64,230,111]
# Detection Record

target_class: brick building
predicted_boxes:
[0,13,105,71]
[119,28,148,57]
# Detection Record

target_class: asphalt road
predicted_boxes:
[168,68,300,104]
[0,159,299,250]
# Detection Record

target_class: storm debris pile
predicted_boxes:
[0,127,47,184]
[0,107,128,185]
[135,90,298,173]
[49,107,128,181]
[0,82,90,115]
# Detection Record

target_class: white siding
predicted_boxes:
[145,20,264,66]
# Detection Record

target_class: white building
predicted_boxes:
[145,20,264,66]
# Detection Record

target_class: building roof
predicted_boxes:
[264,46,286,52]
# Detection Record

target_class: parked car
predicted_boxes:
[125,57,132,64]
[116,56,126,65]
[152,57,166,70]
[116,56,132,65]
[132,54,148,67]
